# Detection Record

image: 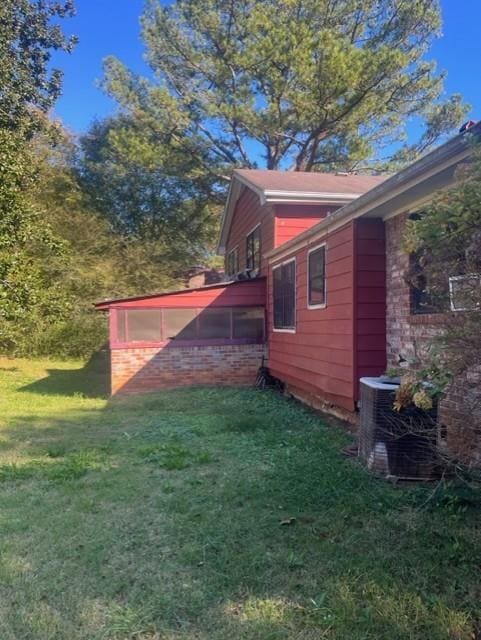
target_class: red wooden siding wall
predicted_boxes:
[224,190,336,277]
[353,219,387,400]
[224,188,275,276]
[268,222,356,412]
[267,219,387,413]
[274,204,335,247]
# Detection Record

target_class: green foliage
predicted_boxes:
[80,115,220,250]
[19,127,190,358]
[0,1,76,354]
[0,0,76,131]
[0,129,70,353]
[403,142,481,377]
[103,0,468,174]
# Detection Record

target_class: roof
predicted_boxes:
[218,169,388,253]
[267,122,481,262]
[94,277,263,309]
[234,169,387,196]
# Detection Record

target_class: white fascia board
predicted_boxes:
[262,190,361,205]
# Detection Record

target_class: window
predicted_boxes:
[115,307,265,343]
[449,275,481,311]
[226,247,239,278]
[125,309,162,342]
[232,308,264,339]
[408,213,449,315]
[246,225,261,273]
[163,308,198,340]
[308,245,326,307]
[198,308,231,339]
[273,259,296,330]
[409,251,449,315]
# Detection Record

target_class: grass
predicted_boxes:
[0,357,480,639]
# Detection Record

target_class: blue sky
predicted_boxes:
[52,1,481,136]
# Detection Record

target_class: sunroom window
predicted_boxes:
[115,307,264,344]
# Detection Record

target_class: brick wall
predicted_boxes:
[111,343,266,395]
[386,214,481,463]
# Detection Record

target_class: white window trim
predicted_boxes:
[449,274,481,312]
[272,256,297,333]
[307,242,327,310]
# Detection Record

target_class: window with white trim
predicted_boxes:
[246,226,261,273]
[308,245,326,307]
[273,259,296,330]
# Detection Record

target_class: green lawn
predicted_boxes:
[0,358,479,639]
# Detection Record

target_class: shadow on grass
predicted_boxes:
[1,375,479,639]
[18,348,110,399]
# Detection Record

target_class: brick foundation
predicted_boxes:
[111,343,266,395]
[386,214,481,464]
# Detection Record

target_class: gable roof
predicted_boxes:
[234,169,387,196]
[218,169,388,253]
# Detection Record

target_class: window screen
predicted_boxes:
[232,308,265,339]
[126,309,162,342]
[198,308,231,339]
[273,260,296,329]
[308,246,326,306]
[163,308,198,340]
[117,310,126,342]
[246,226,261,273]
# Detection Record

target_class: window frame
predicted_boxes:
[272,257,297,333]
[307,243,327,309]
[110,306,265,348]
[226,246,239,278]
[246,223,261,274]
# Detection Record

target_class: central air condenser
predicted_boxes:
[359,377,439,480]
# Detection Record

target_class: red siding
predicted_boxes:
[104,280,266,309]
[267,218,387,414]
[224,188,275,276]
[224,192,341,277]
[274,204,336,247]
[353,219,386,400]
[268,223,356,412]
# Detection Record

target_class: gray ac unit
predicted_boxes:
[359,377,439,480]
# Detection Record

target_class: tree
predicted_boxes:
[0,1,76,351]
[79,114,220,266]
[0,1,76,131]
[103,0,468,177]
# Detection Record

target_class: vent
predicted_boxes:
[359,378,439,480]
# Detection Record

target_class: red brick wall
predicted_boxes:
[386,214,481,463]
[111,344,266,395]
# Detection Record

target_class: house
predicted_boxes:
[96,123,481,459]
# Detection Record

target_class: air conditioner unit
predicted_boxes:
[359,377,439,480]
[449,274,481,311]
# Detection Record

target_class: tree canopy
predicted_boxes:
[103,0,468,176]
[0,1,76,351]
